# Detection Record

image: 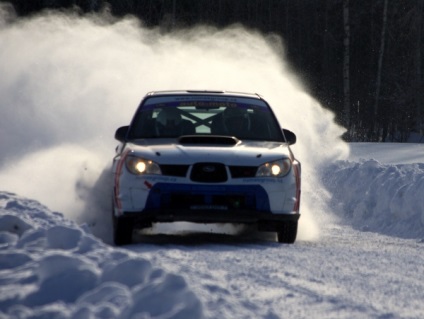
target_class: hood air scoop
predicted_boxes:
[178,135,239,146]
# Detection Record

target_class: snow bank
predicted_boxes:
[0,192,203,319]
[323,159,424,239]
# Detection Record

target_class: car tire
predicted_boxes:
[277,221,298,244]
[113,215,134,246]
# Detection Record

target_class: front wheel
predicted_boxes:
[113,215,134,246]
[277,221,298,244]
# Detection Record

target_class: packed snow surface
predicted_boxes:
[1,143,424,319]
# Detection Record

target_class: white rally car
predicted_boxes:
[112,90,301,245]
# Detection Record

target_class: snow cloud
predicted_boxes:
[0,5,348,242]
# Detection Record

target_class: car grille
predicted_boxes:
[159,164,257,179]
[160,165,189,177]
[190,162,227,183]
[229,166,257,178]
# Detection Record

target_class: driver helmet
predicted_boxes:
[156,108,183,135]
[222,107,250,132]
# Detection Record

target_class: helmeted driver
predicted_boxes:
[155,108,195,136]
[155,108,183,136]
[212,107,251,137]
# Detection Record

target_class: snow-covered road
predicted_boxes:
[129,223,424,319]
[4,190,423,319]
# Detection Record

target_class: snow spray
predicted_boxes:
[0,4,348,243]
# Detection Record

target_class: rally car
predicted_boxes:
[112,90,301,245]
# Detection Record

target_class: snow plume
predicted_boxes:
[0,5,348,242]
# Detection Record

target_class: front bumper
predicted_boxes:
[117,182,298,214]
[115,182,300,229]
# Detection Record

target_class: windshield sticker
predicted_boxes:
[142,101,269,112]
[144,96,268,108]
[179,101,237,108]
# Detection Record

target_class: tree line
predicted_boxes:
[4,0,424,142]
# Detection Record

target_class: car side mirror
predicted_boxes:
[282,129,296,145]
[115,126,129,142]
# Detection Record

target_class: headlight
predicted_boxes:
[125,155,161,175]
[256,159,291,177]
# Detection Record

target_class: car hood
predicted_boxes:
[124,139,292,166]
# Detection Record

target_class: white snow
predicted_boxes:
[324,146,424,239]
[0,193,202,318]
[1,143,424,319]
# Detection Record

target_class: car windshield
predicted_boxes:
[127,94,284,141]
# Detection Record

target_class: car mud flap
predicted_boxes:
[257,215,300,232]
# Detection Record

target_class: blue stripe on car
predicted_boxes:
[144,183,270,211]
